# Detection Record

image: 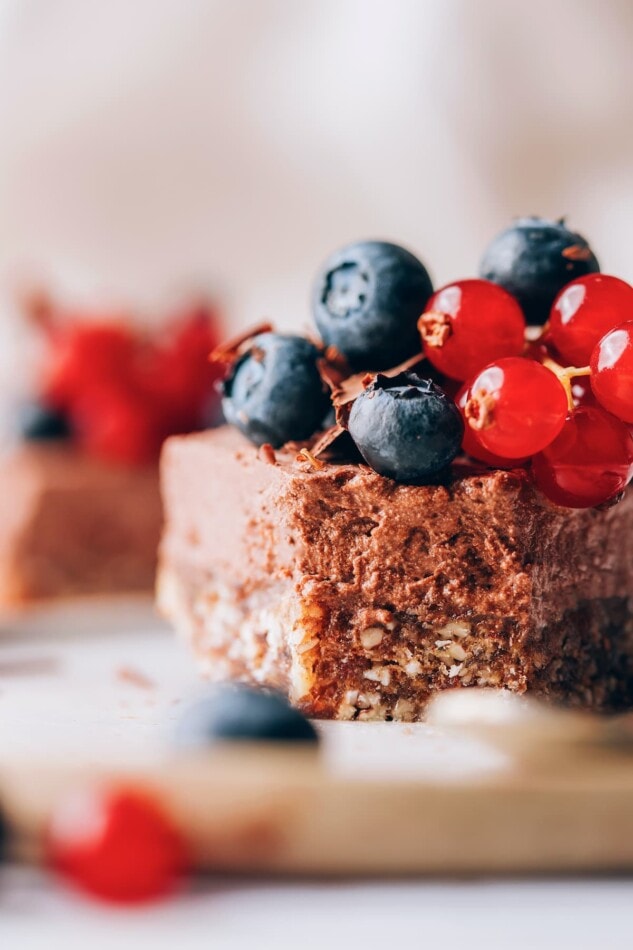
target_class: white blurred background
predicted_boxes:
[0,0,631,350]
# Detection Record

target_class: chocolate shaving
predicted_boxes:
[259,443,277,465]
[310,424,345,458]
[209,321,274,365]
[323,344,349,370]
[562,245,593,262]
[296,447,325,470]
[328,352,427,428]
[317,357,348,394]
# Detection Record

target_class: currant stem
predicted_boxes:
[542,359,591,412]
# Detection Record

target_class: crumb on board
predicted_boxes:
[116,666,156,690]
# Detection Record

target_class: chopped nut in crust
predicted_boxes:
[405,659,422,676]
[363,666,391,687]
[448,643,468,662]
[360,627,384,649]
[437,621,472,639]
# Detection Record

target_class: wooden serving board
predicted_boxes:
[2,597,633,875]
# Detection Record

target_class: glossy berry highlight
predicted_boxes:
[47,786,188,904]
[549,274,633,366]
[312,240,433,370]
[347,372,463,483]
[455,384,527,468]
[590,322,633,424]
[419,279,525,382]
[532,406,633,508]
[464,357,568,459]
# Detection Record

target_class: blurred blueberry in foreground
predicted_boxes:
[175,683,319,747]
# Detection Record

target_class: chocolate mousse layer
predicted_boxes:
[0,444,162,605]
[158,426,633,719]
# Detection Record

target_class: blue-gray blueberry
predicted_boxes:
[479,216,599,325]
[222,333,329,448]
[312,240,433,370]
[347,372,463,483]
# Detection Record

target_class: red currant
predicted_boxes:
[464,357,568,458]
[419,279,525,381]
[142,307,222,432]
[570,375,597,408]
[39,303,222,466]
[455,385,528,467]
[590,322,633,424]
[43,322,137,410]
[549,274,633,366]
[47,786,188,904]
[532,406,633,508]
[71,388,164,465]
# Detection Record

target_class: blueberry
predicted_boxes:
[174,684,319,746]
[479,216,600,325]
[312,241,433,370]
[17,399,71,441]
[347,372,463,483]
[222,333,330,448]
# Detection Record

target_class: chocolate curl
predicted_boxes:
[310,424,346,459]
[209,321,274,366]
[296,447,325,470]
[562,245,594,262]
[328,352,427,428]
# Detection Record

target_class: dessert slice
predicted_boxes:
[0,444,162,603]
[0,297,221,607]
[159,227,633,719]
[158,426,633,719]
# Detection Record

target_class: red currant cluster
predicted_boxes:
[38,302,222,465]
[419,274,633,508]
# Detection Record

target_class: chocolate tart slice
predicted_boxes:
[0,444,162,605]
[157,426,633,719]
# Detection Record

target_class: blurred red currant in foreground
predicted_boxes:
[419,279,525,381]
[532,406,633,508]
[47,787,188,904]
[590,322,633,424]
[464,357,568,459]
[455,385,527,467]
[549,274,633,366]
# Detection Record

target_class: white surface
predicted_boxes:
[0,599,632,949]
[1,1,633,359]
